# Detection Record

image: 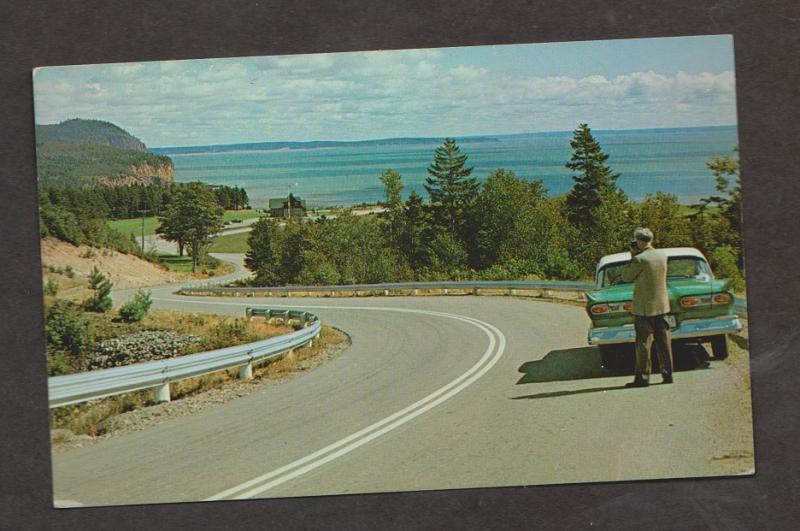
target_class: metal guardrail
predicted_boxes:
[48,309,320,409]
[178,280,749,318]
[179,279,596,293]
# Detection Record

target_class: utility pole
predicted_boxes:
[138,209,150,256]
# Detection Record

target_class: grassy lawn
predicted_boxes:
[158,254,235,276]
[108,216,161,237]
[209,231,250,253]
[108,209,263,237]
[222,209,261,223]
[158,254,195,272]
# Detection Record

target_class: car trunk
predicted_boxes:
[587,277,733,328]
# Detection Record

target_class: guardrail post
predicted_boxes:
[238,362,253,380]
[154,383,171,403]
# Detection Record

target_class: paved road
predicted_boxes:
[54,264,754,507]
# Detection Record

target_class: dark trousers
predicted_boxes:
[633,315,674,382]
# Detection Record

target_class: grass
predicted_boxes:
[108,216,161,237]
[158,254,195,272]
[209,231,251,253]
[108,209,262,237]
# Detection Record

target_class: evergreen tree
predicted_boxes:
[83,266,113,312]
[379,169,404,245]
[424,138,479,235]
[245,217,280,285]
[564,124,623,228]
[399,191,431,273]
[562,124,631,273]
[278,221,309,284]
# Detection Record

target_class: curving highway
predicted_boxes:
[51,256,755,507]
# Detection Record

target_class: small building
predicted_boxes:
[269,194,307,218]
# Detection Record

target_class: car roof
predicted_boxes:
[596,247,707,272]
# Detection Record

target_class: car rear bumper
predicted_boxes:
[588,315,743,345]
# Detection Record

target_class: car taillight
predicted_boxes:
[622,302,633,312]
[680,296,701,308]
[712,293,732,305]
[590,304,609,315]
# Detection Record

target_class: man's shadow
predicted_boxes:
[514,343,712,400]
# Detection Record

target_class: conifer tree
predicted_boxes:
[245,217,279,285]
[379,169,404,245]
[83,266,113,312]
[424,138,479,235]
[399,191,431,272]
[564,124,623,228]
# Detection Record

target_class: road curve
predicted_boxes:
[55,268,754,506]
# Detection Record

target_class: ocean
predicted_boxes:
[159,126,739,209]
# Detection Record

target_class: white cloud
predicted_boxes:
[32,50,737,146]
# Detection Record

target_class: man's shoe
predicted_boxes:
[662,374,673,384]
[625,379,649,388]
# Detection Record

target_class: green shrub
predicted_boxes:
[47,350,74,376]
[44,278,60,296]
[64,265,75,278]
[709,246,745,292]
[45,300,95,357]
[118,290,153,322]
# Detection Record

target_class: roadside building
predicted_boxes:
[269,194,307,218]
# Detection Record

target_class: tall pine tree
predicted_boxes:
[564,123,623,228]
[424,138,479,235]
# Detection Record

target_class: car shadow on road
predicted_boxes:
[516,343,712,385]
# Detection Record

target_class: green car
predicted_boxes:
[585,247,742,367]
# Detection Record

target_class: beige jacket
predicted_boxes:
[621,246,671,316]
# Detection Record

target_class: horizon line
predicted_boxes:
[147,123,738,151]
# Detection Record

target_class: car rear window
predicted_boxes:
[597,256,712,287]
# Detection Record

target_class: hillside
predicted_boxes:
[36,118,146,151]
[36,142,174,187]
[35,119,174,187]
[41,238,189,298]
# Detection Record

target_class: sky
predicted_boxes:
[33,35,737,148]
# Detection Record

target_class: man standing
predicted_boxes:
[621,227,674,387]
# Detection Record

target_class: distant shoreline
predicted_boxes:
[150,124,737,156]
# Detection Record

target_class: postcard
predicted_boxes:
[33,35,753,507]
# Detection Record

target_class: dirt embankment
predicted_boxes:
[41,238,190,298]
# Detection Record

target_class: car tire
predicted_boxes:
[711,335,729,360]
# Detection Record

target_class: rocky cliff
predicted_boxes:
[95,161,175,186]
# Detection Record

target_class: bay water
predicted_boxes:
[162,126,738,208]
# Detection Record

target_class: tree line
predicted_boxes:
[38,182,249,257]
[245,124,745,290]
